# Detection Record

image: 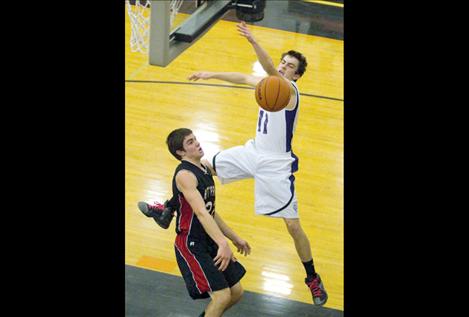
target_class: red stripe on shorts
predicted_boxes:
[175,195,211,294]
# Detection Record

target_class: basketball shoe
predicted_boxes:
[305,274,328,306]
[137,200,174,229]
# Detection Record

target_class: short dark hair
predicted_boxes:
[281,50,307,80]
[166,128,193,160]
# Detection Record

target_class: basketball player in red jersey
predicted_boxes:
[166,128,250,317]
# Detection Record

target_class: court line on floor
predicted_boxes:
[303,0,344,8]
[125,80,344,102]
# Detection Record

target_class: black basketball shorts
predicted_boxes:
[175,237,246,300]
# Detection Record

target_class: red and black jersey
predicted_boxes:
[172,160,216,241]
[171,160,246,299]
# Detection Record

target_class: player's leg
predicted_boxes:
[283,217,328,305]
[175,241,245,315]
[204,288,232,317]
[203,281,243,316]
[225,282,244,311]
[137,195,178,229]
[218,252,247,312]
[283,217,312,262]
[207,140,257,184]
[253,152,328,305]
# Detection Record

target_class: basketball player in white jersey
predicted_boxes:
[189,22,327,305]
[139,21,328,306]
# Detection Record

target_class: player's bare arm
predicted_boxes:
[214,213,251,256]
[176,170,233,271]
[188,71,263,87]
[237,21,278,77]
[237,21,297,109]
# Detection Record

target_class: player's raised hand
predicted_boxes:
[187,72,213,81]
[237,21,256,43]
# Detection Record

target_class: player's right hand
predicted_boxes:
[213,241,233,271]
[237,21,255,43]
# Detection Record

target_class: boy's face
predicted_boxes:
[278,55,301,81]
[179,133,204,160]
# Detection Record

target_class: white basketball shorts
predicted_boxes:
[212,139,299,218]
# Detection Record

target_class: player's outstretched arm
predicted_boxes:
[238,21,298,110]
[237,21,279,78]
[188,71,263,87]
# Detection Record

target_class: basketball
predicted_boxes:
[255,76,291,112]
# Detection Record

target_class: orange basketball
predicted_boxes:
[255,76,291,112]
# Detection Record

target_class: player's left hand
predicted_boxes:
[232,238,251,256]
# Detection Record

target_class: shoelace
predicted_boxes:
[307,277,323,297]
[149,202,165,212]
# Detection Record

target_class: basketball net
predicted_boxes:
[126,0,184,53]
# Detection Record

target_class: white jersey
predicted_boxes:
[255,81,300,154]
[213,82,300,216]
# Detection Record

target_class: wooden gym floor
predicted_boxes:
[125,0,343,314]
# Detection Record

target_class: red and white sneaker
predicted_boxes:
[137,200,174,229]
[305,274,328,306]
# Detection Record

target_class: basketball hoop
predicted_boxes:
[126,0,184,53]
[126,0,232,66]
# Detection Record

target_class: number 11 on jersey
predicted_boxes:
[257,110,268,134]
